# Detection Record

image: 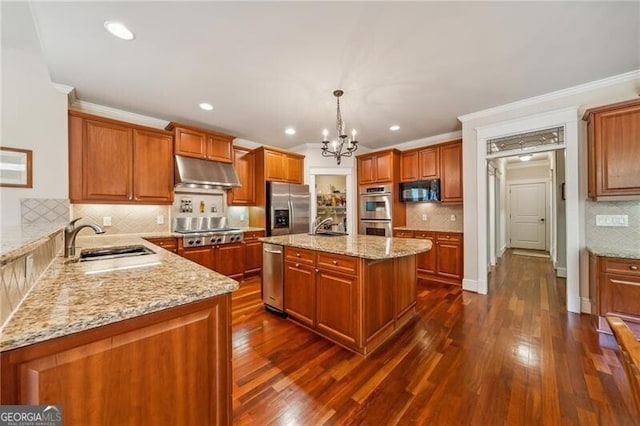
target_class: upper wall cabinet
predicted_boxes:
[228,146,256,206]
[255,147,304,184]
[400,146,440,182]
[583,99,640,201]
[357,149,398,185]
[166,122,234,163]
[68,111,174,204]
[440,140,463,203]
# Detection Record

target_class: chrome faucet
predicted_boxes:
[312,217,333,234]
[64,218,105,258]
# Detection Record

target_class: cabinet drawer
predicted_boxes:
[436,232,462,243]
[317,252,358,275]
[285,247,315,265]
[244,230,265,240]
[602,258,640,277]
[146,237,177,250]
[605,273,640,317]
[414,231,435,239]
[394,230,414,238]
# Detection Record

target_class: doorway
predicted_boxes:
[508,181,548,251]
[308,167,356,235]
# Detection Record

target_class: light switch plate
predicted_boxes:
[103,216,112,227]
[421,214,427,221]
[595,214,628,227]
[156,215,164,225]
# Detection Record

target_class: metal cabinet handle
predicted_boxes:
[332,260,338,265]
[295,263,300,267]
[631,265,639,271]
[296,253,301,257]
[315,268,319,273]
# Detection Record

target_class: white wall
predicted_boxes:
[459,71,640,311]
[1,3,69,227]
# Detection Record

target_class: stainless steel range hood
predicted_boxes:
[174,155,241,190]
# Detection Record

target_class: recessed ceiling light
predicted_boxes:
[104,21,135,41]
[199,103,213,111]
[285,128,296,135]
[389,125,400,131]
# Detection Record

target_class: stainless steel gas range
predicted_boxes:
[173,217,243,247]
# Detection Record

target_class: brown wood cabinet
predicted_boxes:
[166,122,233,163]
[178,244,215,270]
[215,242,244,281]
[400,146,440,182]
[68,111,174,204]
[145,237,178,253]
[357,150,396,184]
[282,246,416,356]
[583,99,640,200]
[243,230,265,278]
[228,147,256,206]
[393,229,463,286]
[440,140,463,203]
[590,253,640,334]
[0,295,232,425]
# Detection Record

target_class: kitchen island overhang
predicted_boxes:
[259,233,432,356]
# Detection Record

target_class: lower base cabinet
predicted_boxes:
[283,247,416,356]
[0,295,232,425]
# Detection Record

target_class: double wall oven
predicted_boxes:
[359,185,393,236]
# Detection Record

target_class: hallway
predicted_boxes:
[231,251,636,424]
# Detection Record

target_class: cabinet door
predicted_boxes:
[133,129,173,203]
[83,119,133,201]
[594,104,640,196]
[316,269,358,347]
[228,147,255,205]
[174,127,207,159]
[243,240,263,275]
[419,146,440,179]
[415,233,436,274]
[358,156,374,184]
[440,141,463,203]
[604,273,640,319]
[285,156,303,183]
[284,262,316,327]
[179,247,215,270]
[265,151,286,181]
[374,152,393,183]
[215,243,244,279]
[207,135,233,163]
[400,151,419,182]
[436,241,462,280]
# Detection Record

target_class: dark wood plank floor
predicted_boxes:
[231,251,637,425]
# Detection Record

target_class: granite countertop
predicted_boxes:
[0,234,239,352]
[394,226,463,234]
[260,233,432,260]
[587,246,640,260]
[0,222,67,265]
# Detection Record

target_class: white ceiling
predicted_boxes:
[26,1,640,149]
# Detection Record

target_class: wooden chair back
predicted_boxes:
[607,316,640,416]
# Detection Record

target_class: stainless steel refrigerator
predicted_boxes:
[266,182,310,236]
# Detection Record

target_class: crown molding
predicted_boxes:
[69,99,169,130]
[392,130,462,151]
[458,69,640,123]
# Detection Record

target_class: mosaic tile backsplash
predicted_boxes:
[21,198,69,224]
[0,231,63,327]
[406,203,464,231]
[585,201,640,250]
[71,204,171,235]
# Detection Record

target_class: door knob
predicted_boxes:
[540,218,545,222]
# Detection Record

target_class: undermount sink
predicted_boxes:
[309,231,349,237]
[79,245,155,262]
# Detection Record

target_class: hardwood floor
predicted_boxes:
[231,251,637,424]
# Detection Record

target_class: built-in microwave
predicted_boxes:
[400,179,441,203]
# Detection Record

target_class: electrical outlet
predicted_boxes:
[25,254,34,279]
[421,214,427,221]
[240,214,245,221]
[595,214,628,227]
[450,215,456,222]
[103,216,112,227]
[156,215,164,225]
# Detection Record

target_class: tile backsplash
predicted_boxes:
[71,204,171,235]
[0,231,62,327]
[406,203,464,231]
[585,201,640,250]
[21,198,69,225]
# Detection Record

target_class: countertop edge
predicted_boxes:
[586,246,640,260]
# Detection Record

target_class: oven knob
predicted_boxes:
[188,240,194,246]
[217,237,223,243]
[194,239,201,245]
[210,238,216,244]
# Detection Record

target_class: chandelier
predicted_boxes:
[321,90,358,165]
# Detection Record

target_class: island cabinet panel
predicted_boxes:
[584,99,640,200]
[316,269,359,348]
[284,261,316,327]
[363,260,395,344]
[395,255,417,321]
[285,247,315,265]
[0,296,232,426]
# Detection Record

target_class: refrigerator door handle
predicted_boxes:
[288,198,294,234]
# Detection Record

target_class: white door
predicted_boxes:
[509,182,546,250]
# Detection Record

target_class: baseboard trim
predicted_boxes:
[556,267,567,278]
[462,278,478,293]
[580,297,592,314]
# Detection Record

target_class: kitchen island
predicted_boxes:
[0,233,238,425]
[260,233,431,356]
